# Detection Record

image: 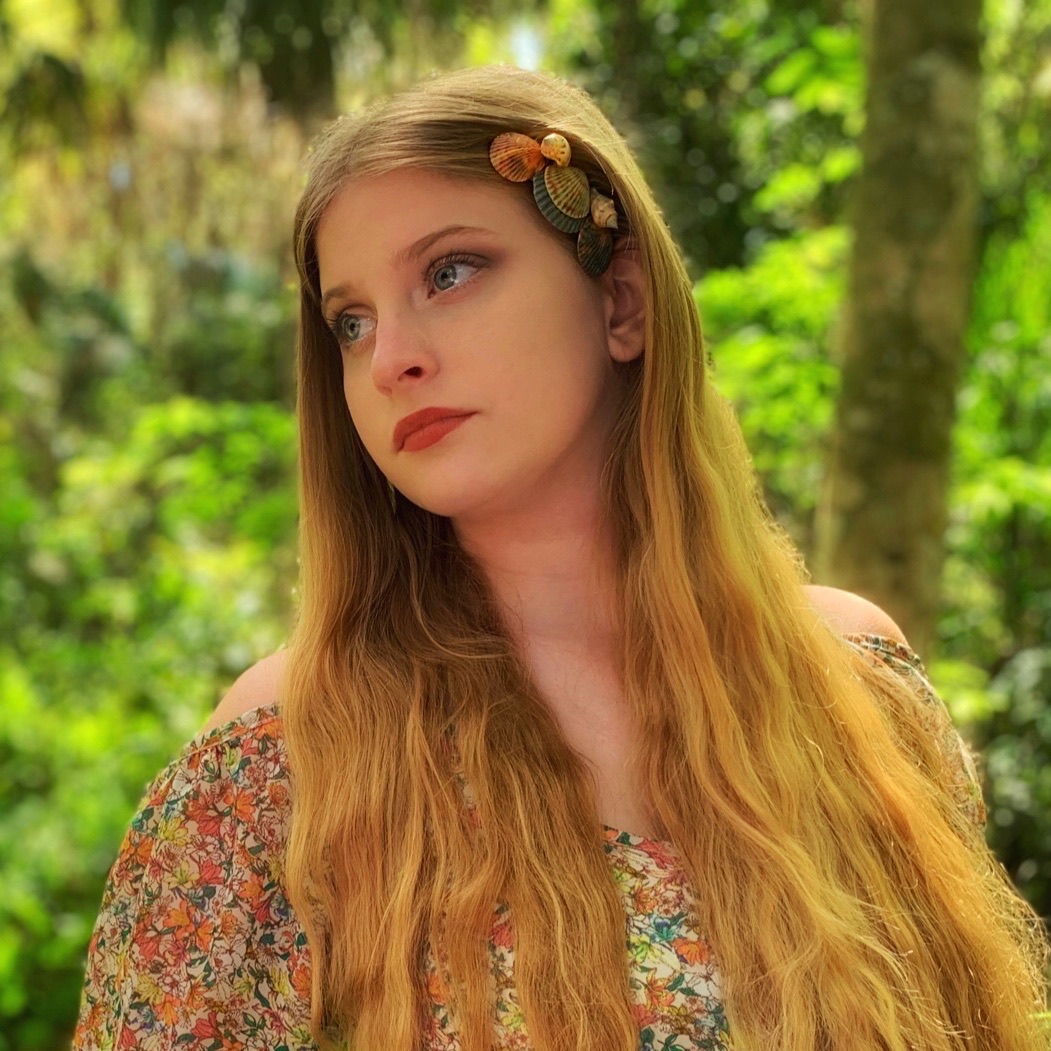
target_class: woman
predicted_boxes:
[74,65,1048,1050]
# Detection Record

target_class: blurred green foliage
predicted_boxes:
[552,0,864,273]
[692,5,1051,912]
[1,0,1049,1046]
[1,257,297,1050]
[698,194,1051,922]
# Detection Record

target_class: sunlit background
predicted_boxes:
[1,0,1049,1046]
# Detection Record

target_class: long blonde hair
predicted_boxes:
[282,65,1048,1051]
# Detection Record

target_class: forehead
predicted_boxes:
[317,169,534,257]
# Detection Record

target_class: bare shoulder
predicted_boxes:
[199,649,289,736]
[803,584,909,645]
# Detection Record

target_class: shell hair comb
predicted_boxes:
[488,131,619,277]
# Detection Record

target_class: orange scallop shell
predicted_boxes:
[489,132,545,182]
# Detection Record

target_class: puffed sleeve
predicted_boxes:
[72,709,316,1051]
[843,632,987,834]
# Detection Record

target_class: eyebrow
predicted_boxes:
[320,223,497,314]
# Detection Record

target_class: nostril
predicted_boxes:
[405,366,425,378]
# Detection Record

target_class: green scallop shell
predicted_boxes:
[531,168,588,233]
[576,223,614,276]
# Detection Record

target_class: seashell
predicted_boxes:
[539,132,572,167]
[544,164,590,218]
[532,168,587,232]
[576,222,614,277]
[489,132,545,181]
[544,164,590,217]
[589,189,619,230]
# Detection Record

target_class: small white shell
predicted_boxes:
[540,132,572,167]
[589,189,618,229]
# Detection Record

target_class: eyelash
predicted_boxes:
[324,251,487,350]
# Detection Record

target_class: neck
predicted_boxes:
[453,492,620,654]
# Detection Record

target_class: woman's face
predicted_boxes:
[315,168,641,522]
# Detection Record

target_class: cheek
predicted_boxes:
[516,285,610,391]
[342,371,390,467]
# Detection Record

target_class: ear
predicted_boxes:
[601,247,646,364]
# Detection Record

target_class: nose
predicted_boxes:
[369,310,438,394]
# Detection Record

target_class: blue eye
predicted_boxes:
[433,263,461,291]
[324,252,485,349]
[330,312,375,347]
[428,254,485,295]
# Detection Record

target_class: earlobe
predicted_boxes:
[604,248,647,363]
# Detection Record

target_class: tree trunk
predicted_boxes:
[813,0,982,656]
[253,0,336,120]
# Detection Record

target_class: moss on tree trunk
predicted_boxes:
[814,0,982,655]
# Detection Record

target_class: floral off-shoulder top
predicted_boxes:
[73,634,986,1051]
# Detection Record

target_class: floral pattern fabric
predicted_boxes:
[844,633,987,831]
[73,633,985,1050]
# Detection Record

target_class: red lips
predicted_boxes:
[393,407,475,451]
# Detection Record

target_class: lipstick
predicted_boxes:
[394,408,475,452]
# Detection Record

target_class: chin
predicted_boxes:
[396,481,489,520]
[396,471,511,521]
